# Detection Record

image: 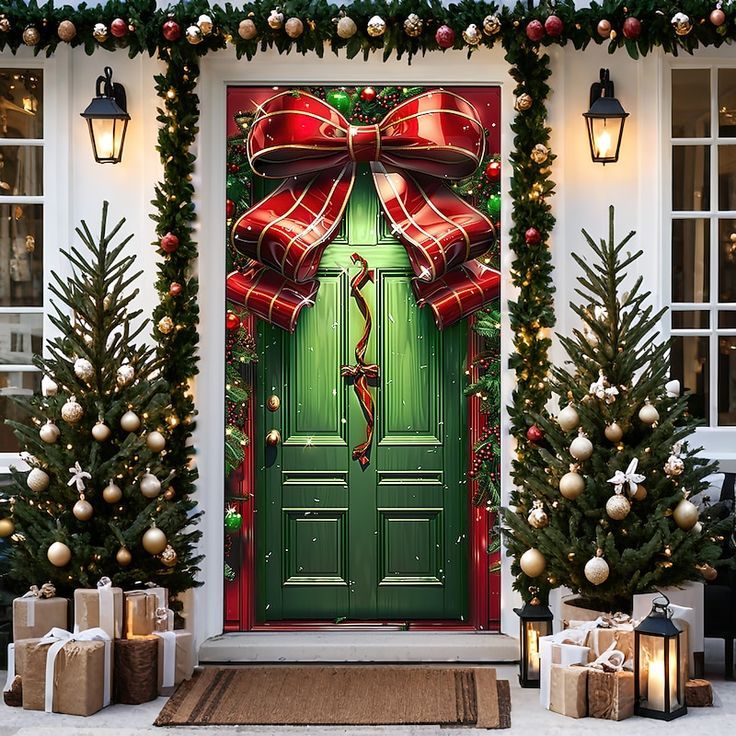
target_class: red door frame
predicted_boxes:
[224,314,501,632]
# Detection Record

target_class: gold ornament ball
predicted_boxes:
[160,544,178,567]
[403,13,423,37]
[40,421,60,444]
[673,498,699,530]
[482,14,502,35]
[0,518,14,538]
[27,467,50,492]
[61,397,84,424]
[57,19,76,41]
[527,506,549,529]
[597,19,612,38]
[74,357,94,382]
[267,10,284,29]
[158,316,174,334]
[604,422,624,442]
[638,402,660,425]
[557,404,579,432]
[584,555,610,585]
[23,26,40,46]
[238,19,257,40]
[606,494,631,520]
[633,483,647,501]
[530,143,549,164]
[710,8,726,26]
[120,410,141,433]
[47,541,72,567]
[559,471,585,500]
[462,23,482,45]
[140,473,162,498]
[146,430,166,452]
[185,25,203,44]
[515,93,533,112]
[73,498,94,521]
[367,15,386,37]
[520,547,546,577]
[92,22,108,42]
[671,12,693,35]
[570,435,593,461]
[197,13,214,34]
[664,456,685,476]
[116,546,132,567]
[697,562,717,581]
[143,525,168,555]
[102,482,123,504]
[336,16,358,39]
[92,421,111,442]
[0,17,11,33]
[285,17,304,38]
[163,488,175,501]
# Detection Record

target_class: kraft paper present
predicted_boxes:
[18,628,111,716]
[124,590,159,638]
[74,584,123,639]
[13,596,68,642]
[154,630,194,696]
[549,664,588,718]
[586,627,635,662]
[539,632,591,709]
[587,669,635,721]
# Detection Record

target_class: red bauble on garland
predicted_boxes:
[360,86,377,102]
[226,312,240,331]
[597,19,612,38]
[169,282,183,297]
[160,232,179,253]
[544,15,564,37]
[435,24,456,49]
[710,8,726,26]
[162,19,181,41]
[526,20,545,42]
[485,160,501,181]
[226,199,235,219]
[525,227,541,245]
[110,18,128,37]
[526,424,545,443]
[623,17,641,39]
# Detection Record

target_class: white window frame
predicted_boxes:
[664,50,736,465]
[0,49,70,473]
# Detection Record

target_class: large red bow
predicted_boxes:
[228,89,500,331]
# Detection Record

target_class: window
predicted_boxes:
[670,67,736,426]
[0,68,44,453]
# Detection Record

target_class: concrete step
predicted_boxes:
[198,631,519,664]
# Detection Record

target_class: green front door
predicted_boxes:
[256,166,468,621]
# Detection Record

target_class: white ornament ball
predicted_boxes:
[584,555,610,585]
[639,403,660,425]
[559,471,585,500]
[520,547,546,577]
[27,467,50,492]
[140,473,162,498]
[557,404,580,432]
[142,525,168,555]
[197,13,213,34]
[92,421,111,442]
[41,376,58,397]
[116,364,135,387]
[606,494,631,520]
[73,357,94,382]
[146,430,166,453]
[61,397,84,424]
[570,435,594,461]
[336,15,357,39]
[673,498,699,530]
[120,410,141,433]
[102,482,123,504]
[665,379,681,398]
[47,541,72,567]
[604,422,624,443]
[39,421,60,444]
[366,15,386,37]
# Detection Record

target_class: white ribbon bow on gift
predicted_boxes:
[584,641,629,672]
[607,458,646,495]
[90,576,118,639]
[37,626,111,713]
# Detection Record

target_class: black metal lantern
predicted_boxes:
[583,68,629,164]
[80,66,130,164]
[634,594,687,721]
[514,599,553,688]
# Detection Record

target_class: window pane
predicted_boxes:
[0,203,43,307]
[670,336,709,420]
[673,69,710,138]
[0,145,42,196]
[0,370,39,453]
[0,313,42,364]
[719,311,736,327]
[718,219,736,302]
[719,336,736,425]
[672,219,709,302]
[718,146,736,210]
[719,68,736,138]
[0,69,42,139]
[673,146,710,211]
[672,310,709,329]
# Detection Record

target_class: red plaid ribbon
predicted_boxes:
[340,254,379,467]
[228,89,500,331]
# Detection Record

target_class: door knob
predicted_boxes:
[266,429,281,446]
[266,394,281,412]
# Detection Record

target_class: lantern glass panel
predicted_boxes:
[87,116,128,164]
[638,634,683,713]
[586,116,625,163]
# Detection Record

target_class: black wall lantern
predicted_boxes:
[583,68,629,164]
[634,594,687,721]
[514,598,553,688]
[80,66,130,164]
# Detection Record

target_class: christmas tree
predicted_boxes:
[505,206,729,612]
[1,202,201,598]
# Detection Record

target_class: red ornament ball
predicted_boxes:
[544,15,564,37]
[169,282,183,297]
[623,17,641,40]
[360,86,377,102]
[160,232,179,254]
[526,424,545,443]
[710,8,726,26]
[162,19,181,41]
[485,160,501,181]
[110,18,128,37]
[226,199,235,219]
[526,19,545,42]
[226,312,240,331]
[435,24,456,49]
[525,227,541,245]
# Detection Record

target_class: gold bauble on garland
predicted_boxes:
[366,15,386,37]
[482,14,502,35]
[238,18,257,39]
[57,19,76,41]
[185,25,203,44]
[530,143,549,164]
[514,93,533,112]
[336,15,357,38]
[116,546,132,567]
[604,422,624,442]
[696,562,717,581]
[673,497,699,530]
[462,23,482,45]
[519,547,546,577]
[47,541,71,567]
[142,524,168,554]
[22,26,40,46]
[559,471,585,500]
[0,517,14,537]
[403,13,423,37]
[284,17,304,38]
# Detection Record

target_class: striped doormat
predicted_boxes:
[155,665,511,728]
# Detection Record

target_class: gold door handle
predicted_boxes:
[266,429,281,446]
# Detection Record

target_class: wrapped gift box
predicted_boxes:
[587,669,635,721]
[74,584,123,639]
[154,630,194,696]
[123,590,160,638]
[585,627,635,662]
[13,594,68,641]
[549,664,588,718]
[539,633,590,709]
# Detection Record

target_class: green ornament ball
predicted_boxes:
[225,509,243,534]
[326,89,352,117]
[486,193,501,221]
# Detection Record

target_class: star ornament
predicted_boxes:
[67,461,92,492]
[607,458,646,495]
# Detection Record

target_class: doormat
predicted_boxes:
[155,665,511,728]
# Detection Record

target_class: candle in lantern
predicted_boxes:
[527,625,540,677]
[647,657,665,711]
